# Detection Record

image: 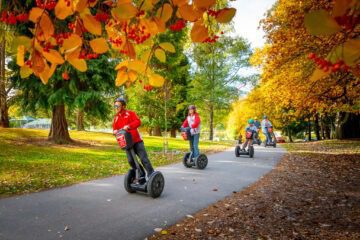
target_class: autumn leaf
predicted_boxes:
[216,8,236,23]
[42,49,65,64]
[31,51,46,74]
[68,58,87,72]
[191,21,209,42]
[153,17,166,33]
[128,60,147,73]
[115,60,129,70]
[39,13,54,41]
[310,68,330,81]
[82,14,102,35]
[128,70,138,82]
[55,0,74,20]
[122,41,136,59]
[39,63,57,84]
[115,69,128,86]
[159,42,176,53]
[178,4,201,22]
[193,0,216,10]
[149,73,165,87]
[90,38,109,54]
[156,3,173,23]
[112,3,138,20]
[16,45,25,67]
[75,0,88,13]
[29,7,44,23]
[11,36,32,53]
[62,34,83,52]
[155,49,166,62]
[172,0,188,7]
[20,65,33,78]
[304,10,341,36]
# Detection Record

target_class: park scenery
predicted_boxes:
[0,0,359,239]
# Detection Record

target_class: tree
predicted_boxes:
[190,35,252,140]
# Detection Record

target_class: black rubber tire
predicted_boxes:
[235,146,240,157]
[273,142,277,148]
[124,169,136,193]
[249,146,254,158]
[183,152,192,168]
[147,171,165,198]
[195,154,208,169]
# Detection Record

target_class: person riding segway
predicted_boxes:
[181,105,208,169]
[253,117,262,145]
[261,115,276,148]
[235,119,256,158]
[113,98,164,198]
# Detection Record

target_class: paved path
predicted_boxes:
[0,145,286,240]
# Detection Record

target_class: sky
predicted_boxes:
[229,0,277,49]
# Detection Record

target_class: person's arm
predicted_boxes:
[191,114,200,128]
[182,118,189,128]
[113,116,119,134]
[127,111,141,129]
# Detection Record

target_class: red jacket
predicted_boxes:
[113,110,142,143]
[182,113,201,129]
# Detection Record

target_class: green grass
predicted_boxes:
[0,128,232,197]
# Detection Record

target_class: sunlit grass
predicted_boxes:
[0,128,232,197]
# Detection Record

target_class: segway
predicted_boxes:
[253,130,262,146]
[180,127,208,169]
[235,130,255,158]
[115,129,165,198]
[264,127,277,148]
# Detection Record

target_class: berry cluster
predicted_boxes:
[43,42,55,52]
[124,23,151,44]
[68,22,75,30]
[203,35,219,43]
[79,51,99,60]
[119,50,128,55]
[136,10,145,17]
[25,60,32,68]
[144,85,153,91]
[169,19,187,31]
[308,53,350,72]
[36,0,57,10]
[53,32,71,45]
[95,12,110,23]
[207,9,220,17]
[0,12,29,25]
[109,37,123,47]
[62,72,70,80]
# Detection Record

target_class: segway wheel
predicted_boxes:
[258,140,261,146]
[249,146,254,158]
[273,142,277,148]
[147,171,165,198]
[235,146,240,157]
[183,152,193,168]
[195,154,208,170]
[124,169,136,193]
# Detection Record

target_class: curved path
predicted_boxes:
[0,145,285,240]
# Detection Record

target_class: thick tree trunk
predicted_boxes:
[76,109,85,131]
[0,37,9,128]
[209,105,214,141]
[335,112,360,139]
[170,128,177,138]
[147,128,153,136]
[153,126,162,136]
[307,118,312,141]
[48,105,72,144]
[287,126,293,143]
[314,113,321,140]
[320,115,325,139]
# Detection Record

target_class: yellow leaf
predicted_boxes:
[17,45,26,67]
[153,17,166,33]
[63,34,83,51]
[310,68,330,81]
[149,73,165,87]
[178,4,201,22]
[11,36,32,53]
[159,42,175,53]
[193,0,216,10]
[112,3,138,20]
[42,50,65,64]
[74,0,88,12]
[20,65,33,78]
[40,13,54,41]
[155,49,166,62]
[29,7,44,23]
[141,19,158,35]
[82,14,102,35]
[140,0,155,11]
[128,70,138,82]
[68,58,87,72]
[156,3,173,23]
[141,49,152,63]
[191,21,209,42]
[115,69,129,86]
[66,47,81,60]
[90,38,109,54]
[115,60,129,70]
[216,8,236,23]
[55,0,74,20]
[128,60,147,73]
[173,0,188,7]
[39,63,56,84]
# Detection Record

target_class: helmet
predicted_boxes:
[263,115,267,119]
[188,105,196,110]
[248,119,254,124]
[254,117,258,120]
[114,97,127,106]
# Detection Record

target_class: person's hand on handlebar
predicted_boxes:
[123,125,130,131]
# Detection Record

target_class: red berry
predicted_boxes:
[62,72,70,80]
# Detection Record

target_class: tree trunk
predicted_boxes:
[209,105,214,141]
[335,112,360,139]
[170,128,177,138]
[320,115,325,139]
[314,113,321,141]
[147,128,153,136]
[76,109,85,131]
[153,126,162,136]
[0,37,9,128]
[48,105,72,144]
[287,126,293,143]
[307,118,312,141]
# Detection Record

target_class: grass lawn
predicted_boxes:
[0,128,233,198]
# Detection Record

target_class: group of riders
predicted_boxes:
[112,97,274,182]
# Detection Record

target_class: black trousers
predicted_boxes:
[125,141,154,178]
